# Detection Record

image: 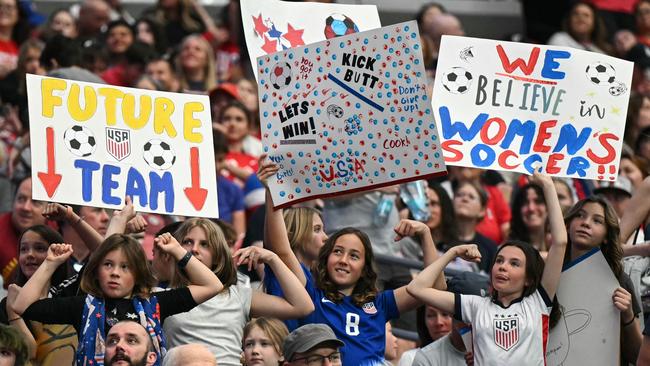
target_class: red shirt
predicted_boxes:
[0,213,19,287]
[223,151,258,188]
[475,185,511,245]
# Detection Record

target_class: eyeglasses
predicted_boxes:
[292,352,342,365]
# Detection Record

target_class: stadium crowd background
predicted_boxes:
[1,0,650,365]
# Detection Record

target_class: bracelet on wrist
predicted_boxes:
[177,251,193,269]
[622,316,636,327]
[73,215,85,226]
[8,317,21,323]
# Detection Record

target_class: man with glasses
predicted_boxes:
[283,324,345,365]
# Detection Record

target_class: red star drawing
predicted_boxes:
[261,35,278,54]
[252,13,269,37]
[95,313,102,318]
[283,23,305,47]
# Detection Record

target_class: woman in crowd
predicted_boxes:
[548,1,611,54]
[509,183,550,255]
[134,17,167,56]
[220,101,262,186]
[176,33,216,92]
[452,181,497,273]
[0,0,31,79]
[397,305,452,365]
[38,8,77,41]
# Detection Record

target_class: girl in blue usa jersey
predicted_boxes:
[407,172,567,366]
[257,157,444,366]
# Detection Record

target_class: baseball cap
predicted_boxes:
[593,175,633,198]
[446,270,489,297]
[283,324,345,361]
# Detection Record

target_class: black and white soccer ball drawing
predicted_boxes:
[442,67,473,94]
[327,104,344,119]
[585,62,616,85]
[609,81,628,96]
[270,62,292,90]
[143,139,176,170]
[64,125,96,157]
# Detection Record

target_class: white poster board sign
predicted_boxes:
[257,21,447,208]
[546,249,620,365]
[432,36,633,180]
[241,0,381,80]
[27,74,218,217]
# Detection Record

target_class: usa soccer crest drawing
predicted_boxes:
[258,21,447,208]
[241,0,381,80]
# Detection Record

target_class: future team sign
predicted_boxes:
[27,74,219,218]
[258,21,446,208]
[432,36,633,180]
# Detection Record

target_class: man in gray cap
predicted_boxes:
[283,324,345,365]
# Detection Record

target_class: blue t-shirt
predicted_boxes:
[264,264,399,366]
[216,175,244,224]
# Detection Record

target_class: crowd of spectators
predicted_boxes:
[1,0,650,365]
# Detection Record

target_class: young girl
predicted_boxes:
[241,317,289,366]
[407,173,567,365]
[11,219,221,365]
[162,218,313,366]
[2,225,76,366]
[563,195,642,364]
[258,157,443,366]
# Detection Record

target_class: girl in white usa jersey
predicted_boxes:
[407,172,567,366]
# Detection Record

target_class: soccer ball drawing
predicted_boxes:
[324,14,359,39]
[64,125,96,157]
[143,139,176,170]
[327,104,344,119]
[270,62,292,90]
[585,62,616,85]
[441,67,473,94]
[609,81,627,96]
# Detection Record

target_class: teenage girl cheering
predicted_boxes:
[407,172,567,365]
[258,156,444,366]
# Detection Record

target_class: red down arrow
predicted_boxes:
[37,127,62,198]
[184,147,208,211]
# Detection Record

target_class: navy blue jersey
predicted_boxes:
[264,263,399,365]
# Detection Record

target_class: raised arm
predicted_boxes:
[5,285,36,359]
[43,203,104,251]
[258,155,306,285]
[392,219,446,313]
[406,244,481,314]
[533,172,568,300]
[234,246,314,319]
[620,176,650,243]
[12,244,73,315]
[155,233,223,304]
[105,196,137,238]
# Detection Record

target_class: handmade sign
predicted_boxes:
[241,0,381,80]
[546,248,620,365]
[432,36,633,180]
[27,74,218,217]
[258,21,447,208]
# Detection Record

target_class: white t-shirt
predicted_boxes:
[164,285,253,366]
[456,289,552,366]
[411,335,466,366]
